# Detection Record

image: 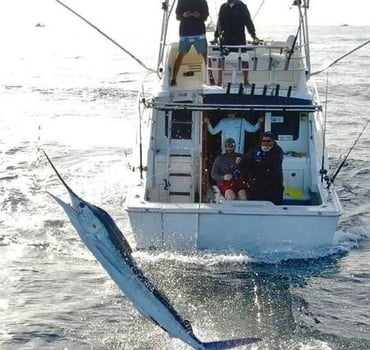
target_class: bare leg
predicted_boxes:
[224,189,236,200]
[238,189,247,200]
[171,53,185,83]
[216,56,225,86]
[242,62,250,85]
[202,52,215,85]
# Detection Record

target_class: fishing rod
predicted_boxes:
[284,5,304,71]
[320,69,330,183]
[156,0,176,76]
[138,88,144,180]
[326,119,369,188]
[311,40,370,76]
[54,0,156,73]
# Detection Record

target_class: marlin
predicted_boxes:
[44,151,262,350]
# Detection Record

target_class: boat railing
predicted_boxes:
[207,40,307,88]
[145,101,321,112]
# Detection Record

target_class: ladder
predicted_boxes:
[167,112,195,203]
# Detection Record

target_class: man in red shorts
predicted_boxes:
[211,137,247,200]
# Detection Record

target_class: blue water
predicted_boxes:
[1,1,370,349]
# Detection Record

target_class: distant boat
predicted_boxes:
[125,0,342,258]
[340,24,349,27]
[35,23,46,28]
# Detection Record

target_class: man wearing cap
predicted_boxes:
[243,131,284,204]
[211,137,248,200]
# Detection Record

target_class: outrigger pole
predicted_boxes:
[156,0,176,76]
[285,11,303,71]
[286,0,310,74]
[311,40,370,76]
[253,0,267,21]
[54,0,156,73]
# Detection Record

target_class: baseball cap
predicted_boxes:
[263,131,275,140]
[225,138,236,147]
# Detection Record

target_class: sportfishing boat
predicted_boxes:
[125,0,343,256]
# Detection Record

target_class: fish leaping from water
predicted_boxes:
[44,151,262,350]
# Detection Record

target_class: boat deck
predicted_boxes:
[165,38,307,92]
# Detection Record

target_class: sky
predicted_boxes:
[0,0,369,63]
[253,0,370,26]
[1,0,370,29]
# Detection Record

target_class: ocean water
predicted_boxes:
[1,1,370,349]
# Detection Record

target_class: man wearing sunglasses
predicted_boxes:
[243,131,284,204]
[211,138,248,200]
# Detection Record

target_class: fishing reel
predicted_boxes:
[232,168,241,180]
[320,168,334,189]
[325,174,336,189]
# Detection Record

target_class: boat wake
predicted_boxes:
[132,235,368,265]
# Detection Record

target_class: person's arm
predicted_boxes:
[265,145,283,168]
[242,3,257,40]
[199,0,209,22]
[211,157,225,182]
[175,0,183,21]
[176,0,195,21]
[213,5,224,41]
[274,145,284,166]
[191,0,208,22]
[207,119,224,135]
[242,118,260,133]
[214,20,220,42]
[273,145,283,162]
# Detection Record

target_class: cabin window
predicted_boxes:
[270,111,300,141]
[170,110,192,140]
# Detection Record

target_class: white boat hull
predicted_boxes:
[126,185,341,256]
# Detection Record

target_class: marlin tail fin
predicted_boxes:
[203,337,262,349]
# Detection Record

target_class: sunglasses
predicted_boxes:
[261,139,273,143]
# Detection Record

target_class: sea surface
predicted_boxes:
[1,1,370,349]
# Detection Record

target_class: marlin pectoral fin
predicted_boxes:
[90,205,133,256]
[94,239,126,275]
